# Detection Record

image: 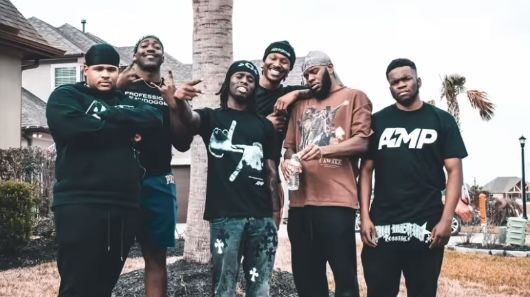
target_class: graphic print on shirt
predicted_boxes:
[85,100,108,119]
[124,90,166,106]
[208,120,265,184]
[297,101,348,168]
[375,222,432,243]
[378,128,438,150]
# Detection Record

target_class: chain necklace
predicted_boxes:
[141,79,163,89]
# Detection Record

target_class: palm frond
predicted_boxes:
[466,90,495,121]
[440,74,466,101]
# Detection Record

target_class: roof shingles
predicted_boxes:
[0,0,48,45]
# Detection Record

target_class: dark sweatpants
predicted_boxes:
[361,244,444,297]
[287,206,360,297]
[54,204,139,297]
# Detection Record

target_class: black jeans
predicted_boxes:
[54,204,139,297]
[287,206,360,297]
[361,244,444,297]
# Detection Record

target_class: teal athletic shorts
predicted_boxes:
[137,173,177,248]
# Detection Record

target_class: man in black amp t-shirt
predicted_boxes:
[359,58,467,297]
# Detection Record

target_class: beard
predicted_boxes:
[392,86,420,107]
[312,69,332,100]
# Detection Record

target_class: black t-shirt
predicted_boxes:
[196,108,278,220]
[366,103,467,247]
[255,84,306,165]
[123,82,172,177]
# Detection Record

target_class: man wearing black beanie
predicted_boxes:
[167,60,281,297]
[256,40,310,224]
[47,43,163,297]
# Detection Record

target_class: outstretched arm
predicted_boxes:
[154,71,194,151]
[273,89,311,113]
[163,80,203,149]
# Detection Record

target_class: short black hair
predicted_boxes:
[133,35,164,54]
[386,58,417,78]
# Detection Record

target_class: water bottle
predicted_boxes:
[287,154,301,191]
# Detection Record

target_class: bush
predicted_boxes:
[0,181,36,254]
[0,147,55,217]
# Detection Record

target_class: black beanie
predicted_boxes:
[85,43,120,67]
[133,35,164,54]
[262,40,296,70]
[225,60,260,83]
[217,60,260,110]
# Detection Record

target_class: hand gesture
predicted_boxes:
[117,61,142,89]
[175,80,203,101]
[360,216,378,248]
[429,219,451,249]
[298,144,322,161]
[266,112,287,133]
[280,157,302,181]
[273,93,297,113]
[152,71,177,109]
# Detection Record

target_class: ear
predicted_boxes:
[417,77,422,88]
[327,64,334,75]
[83,64,89,74]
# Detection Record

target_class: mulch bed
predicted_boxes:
[2,218,302,297]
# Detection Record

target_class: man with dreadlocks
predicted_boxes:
[168,60,280,297]
[117,35,191,297]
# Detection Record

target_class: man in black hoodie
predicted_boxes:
[46,43,162,297]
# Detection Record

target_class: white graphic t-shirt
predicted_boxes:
[196,107,277,220]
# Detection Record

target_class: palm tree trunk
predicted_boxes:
[183,0,233,263]
[447,97,461,127]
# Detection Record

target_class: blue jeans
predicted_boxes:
[210,217,278,297]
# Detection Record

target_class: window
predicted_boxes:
[51,64,81,89]
[54,67,77,87]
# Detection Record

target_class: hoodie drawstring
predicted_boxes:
[107,210,126,262]
[120,218,124,262]
[107,211,111,252]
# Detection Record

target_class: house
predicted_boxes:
[483,176,529,200]
[0,0,63,149]
[21,87,53,149]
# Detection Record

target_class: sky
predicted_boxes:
[11,0,530,186]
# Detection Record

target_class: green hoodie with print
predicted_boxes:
[46,82,163,208]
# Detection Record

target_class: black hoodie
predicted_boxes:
[46,82,163,208]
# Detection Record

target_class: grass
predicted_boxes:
[440,250,530,297]
[1,242,529,296]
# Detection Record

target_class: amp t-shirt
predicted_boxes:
[196,107,278,220]
[123,82,172,177]
[367,103,467,247]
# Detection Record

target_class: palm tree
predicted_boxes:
[440,74,495,127]
[183,0,233,264]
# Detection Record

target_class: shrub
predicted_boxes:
[0,147,55,217]
[0,180,36,254]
